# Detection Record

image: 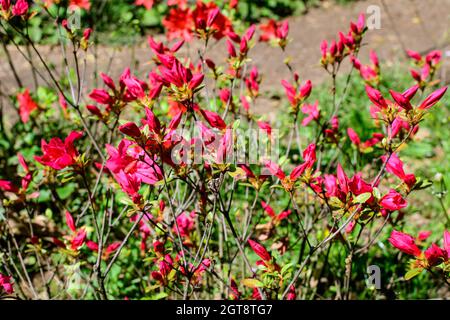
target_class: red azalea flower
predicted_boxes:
[11,0,28,16]
[388,230,422,257]
[248,239,271,262]
[34,131,83,170]
[380,189,407,211]
[259,19,289,43]
[17,89,39,123]
[290,143,317,180]
[69,0,90,11]
[424,243,447,266]
[192,1,233,40]
[381,153,416,189]
[162,7,194,41]
[135,0,154,10]
[0,273,14,295]
[301,101,320,126]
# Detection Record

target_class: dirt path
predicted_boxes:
[1,0,449,117]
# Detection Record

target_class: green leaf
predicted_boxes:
[404,268,423,280]
[353,192,372,204]
[328,196,344,208]
[372,187,381,200]
[280,263,293,276]
[151,291,168,300]
[242,278,263,288]
[412,178,433,191]
[232,119,241,130]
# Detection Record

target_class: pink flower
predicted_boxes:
[192,1,233,40]
[425,50,441,63]
[198,109,226,130]
[0,273,14,295]
[264,160,285,180]
[122,76,147,99]
[261,201,291,223]
[216,129,232,163]
[286,285,296,300]
[348,173,372,196]
[59,93,68,113]
[281,79,312,107]
[290,143,316,180]
[65,210,76,232]
[257,121,272,138]
[219,88,231,105]
[418,86,448,110]
[100,72,116,90]
[347,128,361,146]
[369,49,379,68]
[380,189,407,211]
[71,229,87,250]
[86,240,99,252]
[402,84,420,100]
[388,230,422,257]
[114,171,142,204]
[17,89,38,123]
[86,105,103,118]
[11,0,28,16]
[406,50,422,62]
[135,0,154,10]
[82,28,92,41]
[441,230,450,258]
[69,0,91,11]
[104,242,121,259]
[345,220,356,234]
[64,211,86,250]
[158,58,204,95]
[301,101,320,126]
[175,211,196,237]
[143,108,162,134]
[259,19,289,43]
[349,13,365,36]
[105,139,162,186]
[381,153,416,188]
[240,95,250,113]
[424,243,447,266]
[365,85,387,109]
[119,122,142,138]
[389,89,413,111]
[0,180,18,193]
[248,239,271,262]
[89,89,113,105]
[162,7,194,41]
[1,0,11,11]
[417,231,432,241]
[337,164,349,194]
[35,131,83,170]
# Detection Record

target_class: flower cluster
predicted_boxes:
[1,1,448,301]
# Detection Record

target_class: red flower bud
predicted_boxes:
[388,230,422,257]
[248,239,271,262]
[119,122,141,138]
[365,85,387,109]
[418,86,447,110]
[389,89,412,111]
[425,243,447,266]
[86,105,102,118]
[380,189,407,211]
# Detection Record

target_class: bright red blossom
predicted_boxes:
[17,89,39,123]
[388,230,422,257]
[34,131,83,170]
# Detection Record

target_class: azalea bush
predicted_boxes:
[0,0,449,300]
